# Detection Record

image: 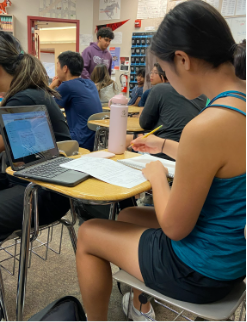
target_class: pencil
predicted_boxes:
[131,125,163,145]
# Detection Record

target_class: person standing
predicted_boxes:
[81,27,114,79]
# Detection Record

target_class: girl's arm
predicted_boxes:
[142,117,224,241]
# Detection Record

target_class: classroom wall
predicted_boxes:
[6,0,93,52]
[40,43,76,73]
[93,0,165,91]
[93,0,246,91]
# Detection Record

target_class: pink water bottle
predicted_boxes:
[108,93,128,154]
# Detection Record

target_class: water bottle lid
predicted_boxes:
[109,93,128,105]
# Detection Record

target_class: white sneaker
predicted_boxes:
[122,292,155,321]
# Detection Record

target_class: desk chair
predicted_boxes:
[0,145,81,320]
[0,191,78,321]
[87,112,110,151]
[0,151,7,173]
[113,229,247,321]
[0,266,8,321]
[57,140,80,157]
[113,270,246,321]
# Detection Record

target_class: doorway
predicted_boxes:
[27,16,80,80]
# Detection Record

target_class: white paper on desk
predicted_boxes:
[60,157,147,189]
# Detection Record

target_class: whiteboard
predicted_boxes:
[225,17,246,43]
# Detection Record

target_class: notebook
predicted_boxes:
[118,154,175,178]
[0,105,89,187]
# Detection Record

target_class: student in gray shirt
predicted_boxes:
[139,83,207,160]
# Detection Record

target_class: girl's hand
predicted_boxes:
[142,161,168,183]
[131,134,165,154]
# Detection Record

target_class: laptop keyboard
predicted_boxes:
[18,157,72,179]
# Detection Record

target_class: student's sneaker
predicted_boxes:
[122,292,155,321]
[140,193,154,207]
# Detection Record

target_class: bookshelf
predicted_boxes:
[0,14,14,35]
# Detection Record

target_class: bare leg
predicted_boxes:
[118,206,159,313]
[76,218,150,321]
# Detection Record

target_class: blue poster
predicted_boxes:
[109,47,120,70]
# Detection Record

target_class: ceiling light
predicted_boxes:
[39,26,76,30]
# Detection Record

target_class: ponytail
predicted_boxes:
[234,40,246,80]
[0,31,60,106]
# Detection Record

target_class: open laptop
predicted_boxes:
[0,105,89,187]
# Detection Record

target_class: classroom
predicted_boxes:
[0,0,246,321]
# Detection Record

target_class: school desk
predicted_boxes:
[6,150,151,320]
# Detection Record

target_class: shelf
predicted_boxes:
[0,29,13,32]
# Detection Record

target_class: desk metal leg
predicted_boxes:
[108,202,117,221]
[0,267,8,321]
[60,199,77,255]
[16,183,38,321]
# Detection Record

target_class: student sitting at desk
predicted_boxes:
[91,64,119,103]
[0,31,71,241]
[128,68,145,106]
[234,39,246,80]
[50,51,102,151]
[138,62,168,107]
[140,83,207,160]
[76,2,246,321]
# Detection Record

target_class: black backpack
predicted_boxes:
[29,296,86,321]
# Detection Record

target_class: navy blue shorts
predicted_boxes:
[138,228,244,304]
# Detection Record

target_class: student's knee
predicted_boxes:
[77,218,105,250]
[118,207,136,222]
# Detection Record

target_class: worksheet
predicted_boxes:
[60,157,147,188]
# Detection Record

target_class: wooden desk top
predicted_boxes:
[6,151,151,203]
[103,105,141,114]
[88,118,144,133]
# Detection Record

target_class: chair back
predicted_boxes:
[57,140,79,157]
[0,151,7,173]
[87,112,110,131]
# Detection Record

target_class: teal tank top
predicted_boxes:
[172,91,246,281]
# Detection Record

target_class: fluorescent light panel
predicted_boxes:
[40,26,76,30]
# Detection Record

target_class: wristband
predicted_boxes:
[161,139,166,153]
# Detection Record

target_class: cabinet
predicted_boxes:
[129,31,155,95]
[0,14,15,35]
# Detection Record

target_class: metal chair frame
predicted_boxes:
[87,112,110,151]
[0,184,78,321]
[113,270,246,321]
[0,222,64,277]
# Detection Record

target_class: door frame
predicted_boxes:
[27,16,80,56]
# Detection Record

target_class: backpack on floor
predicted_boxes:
[28,296,86,321]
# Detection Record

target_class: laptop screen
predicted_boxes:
[2,111,55,159]
[0,105,59,170]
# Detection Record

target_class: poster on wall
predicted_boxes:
[80,34,93,46]
[137,0,167,19]
[109,47,120,70]
[221,0,236,16]
[120,57,130,71]
[99,0,121,20]
[39,0,77,19]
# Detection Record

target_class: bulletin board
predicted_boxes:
[136,0,246,43]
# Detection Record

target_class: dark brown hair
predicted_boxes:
[234,39,246,80]
[0,31,59,105]
[90,64,116,97]
[154,63,168,81]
